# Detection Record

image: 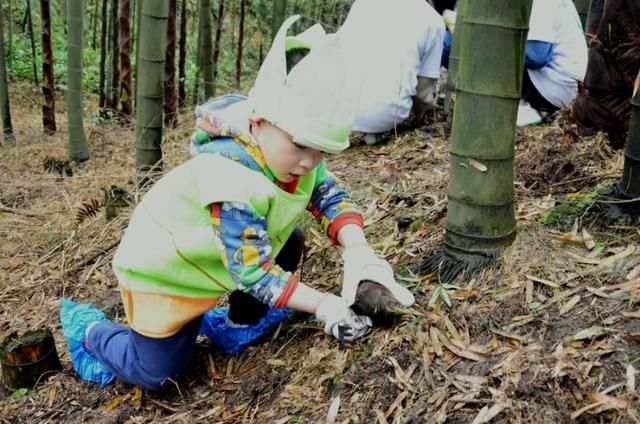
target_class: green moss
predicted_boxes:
[540,187,608,229]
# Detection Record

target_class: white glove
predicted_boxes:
[315,294,372,341]
[443,9,457,33]
[341,244,415,308]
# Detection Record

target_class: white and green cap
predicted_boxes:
[248,15,360,154]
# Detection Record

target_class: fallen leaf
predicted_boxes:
[572,326,611,341]
[587,243,606,258]
[622,310,640,319]
[132,387,142,406]
[326,396,340,423]
[627,365,636,394]
[10,388,27,399]
[559,295,581,316]
[582,229,596,249]
[266,359,287,367]
[104,395,125,413]
[586,393,629,409]
[471,400,510,424]
[47,386,56,408]
[525,274,559,288]
[585,245,636,274]
[384,391,408,418]
[435,328,487,362]
[571,400,607,419]
[627,264,640,280]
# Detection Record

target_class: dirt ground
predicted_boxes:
[2,86,640,423]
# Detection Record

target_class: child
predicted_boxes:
[62,16,414,391]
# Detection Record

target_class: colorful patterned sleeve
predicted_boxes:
[210,202,298,308]
[307,161,365,245]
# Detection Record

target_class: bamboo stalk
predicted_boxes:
[443,1,468,115]
[199,0,214,99]
[67,0,90,161]
[445,0,533,255]
[0,1,14,141]
[620,72,640,197]
[135,0,168,177]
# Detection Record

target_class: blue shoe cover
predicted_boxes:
[59,298,115,388]
[199,307,292,354]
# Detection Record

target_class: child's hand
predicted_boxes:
[341,244,415,308]
[315,294,372,341]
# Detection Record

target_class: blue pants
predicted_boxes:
[87,318,201,391]
[88,227,304,391]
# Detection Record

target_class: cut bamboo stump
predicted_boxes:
[1,329,62,390]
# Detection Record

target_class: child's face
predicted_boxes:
[250,117,324,183]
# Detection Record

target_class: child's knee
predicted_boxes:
[133,368,180,392]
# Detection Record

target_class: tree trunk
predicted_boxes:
[235,0,245,89]
[574,0,591,29]
[135,0,168,178]
[134,0,142,108]
[585,0,604,37]
[99,0,108,110]
[110,0,120,111]
[40,0,57,134]
[26,0,39,86]
[419,0,533,281]
[91,0,99,49]
[571,0,640,149]
[271,0,286,41]
[105,2,113,108]
[119,0,132,116]
[443,1,468,115]
[193,15,202,105]
[164,0,178,127]
[199,0,214,99]
[212,0,226,95]
[7,0,12,73]
[0,1,14,142]
[21,5,29,33]
[178,0,187,108]
[620,72,640,197]
[67,0,90,161]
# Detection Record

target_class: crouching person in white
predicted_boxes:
[338,0,445,144]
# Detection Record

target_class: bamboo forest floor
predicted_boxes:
[2,85,640,423]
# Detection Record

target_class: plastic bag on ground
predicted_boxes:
[199,307,293,354]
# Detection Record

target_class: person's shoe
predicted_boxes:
[199,307,292,354]
[517,101,543,127]
[59,298,115,388]
[363,133,382,145]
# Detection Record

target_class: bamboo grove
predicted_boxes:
[0,0,354,166]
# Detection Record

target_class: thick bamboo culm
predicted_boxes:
[574,0,591,29]
[199,0,214,100]
[135,0,168,175]
[0,1,14,140]
[67,0,90,161]
[620,72,640,197]
[443,1,468,115]
[445,0,533,255]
